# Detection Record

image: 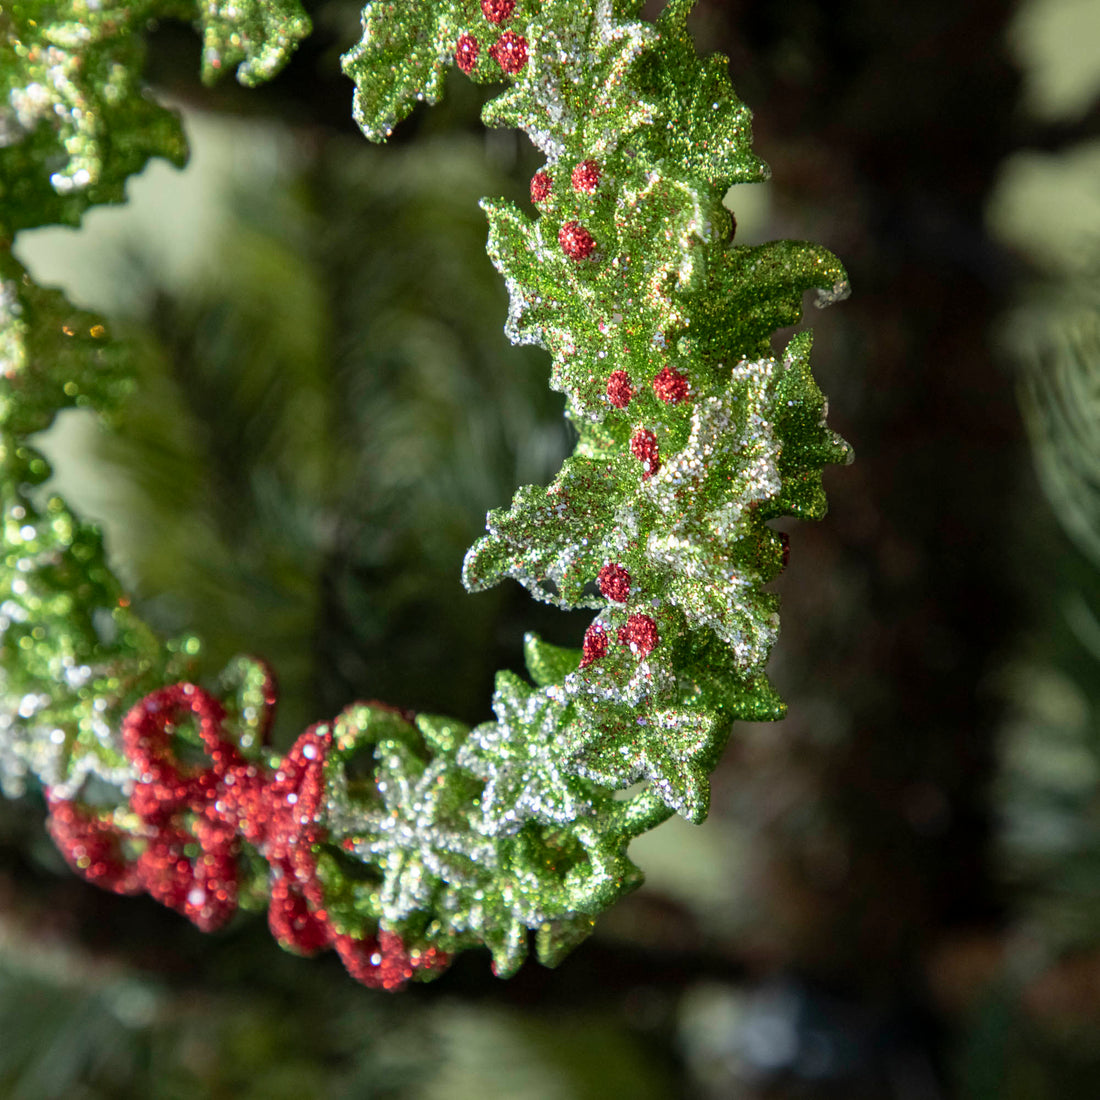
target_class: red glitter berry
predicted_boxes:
[480,0,516,23]
[580,623,609,667]
[571,159,600,193]
[618,613,659,658]
[652,365,690,404]
[489,31,528,74]
[598,563,632,603]
[456,33,479,74]
[559,220,596,260]
[606,370,634,408]
[530,171,552,203]
[630,428,660,478]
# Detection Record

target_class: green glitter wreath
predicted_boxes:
[0,0,850,987]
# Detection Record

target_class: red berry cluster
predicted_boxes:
[606,370,634,408]
[630,428,660,477]
[598,562,632,603]
[489,30,528,74]
[617,613,659,658]
[559,220,596,260]
[571,159,600,193]
[46,683,448,991]
[579,612,660,667]
[530,171,552,203]
[456,33,479,74]
[652,365,689,404]
[456,12,527,77]
[480,0,515,23]
[580,623,609,667]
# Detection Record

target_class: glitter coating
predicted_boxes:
[530,170,553,203]
[0,0,308,236]
[2,0,851,987]
[488,30,528,74]
[559,220,597,260]
[606,370,634,408]
[571,159,601,193]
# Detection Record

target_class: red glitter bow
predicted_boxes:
[46,682,448,990]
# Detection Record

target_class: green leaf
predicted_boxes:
[341,0,465,141]
[197,0,311,86]
[639,357,786,665]
[415,713,470,755]
[483,177,725,419]
[0,255,132,435]
[463,455,629,607]
[481,912,530,978]
[639,1,769,187]
[570,706,721,822]
[524,633,582,687]
[535,913,598,967]
[459,671,597,831]
[691,239,849,363]
[0,2,187,236]
[216,655,277,754]
[482,0,659,159]
[762,331,853,521]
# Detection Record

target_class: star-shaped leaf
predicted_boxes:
[458,671,597,832]
[570,705,721,822]
[346,740,494,925]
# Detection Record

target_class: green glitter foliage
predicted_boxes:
[0,0,186,237]
[335,0,850,963]
[0,0,307,237]
[196,0,311,86]
[0,0,849,983]
[0,255,195,797]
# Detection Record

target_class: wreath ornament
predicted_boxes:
[0,0,850,988]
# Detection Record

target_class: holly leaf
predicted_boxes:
[761,331,853,521]
[692,239,849,363]
[197,0,311,87]
[463,455,630,607]
[482,0,658,159]
[638,0,768,187]
[535,913,597,968]
[483,176,722,418]
[0,2,187,235]
[481,198,558,349]
[640,358,784,665]
[0,255,132,434]
[524,633,582,687]
[341,0,464,141]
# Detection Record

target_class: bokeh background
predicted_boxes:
[4,0,1100,1095]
